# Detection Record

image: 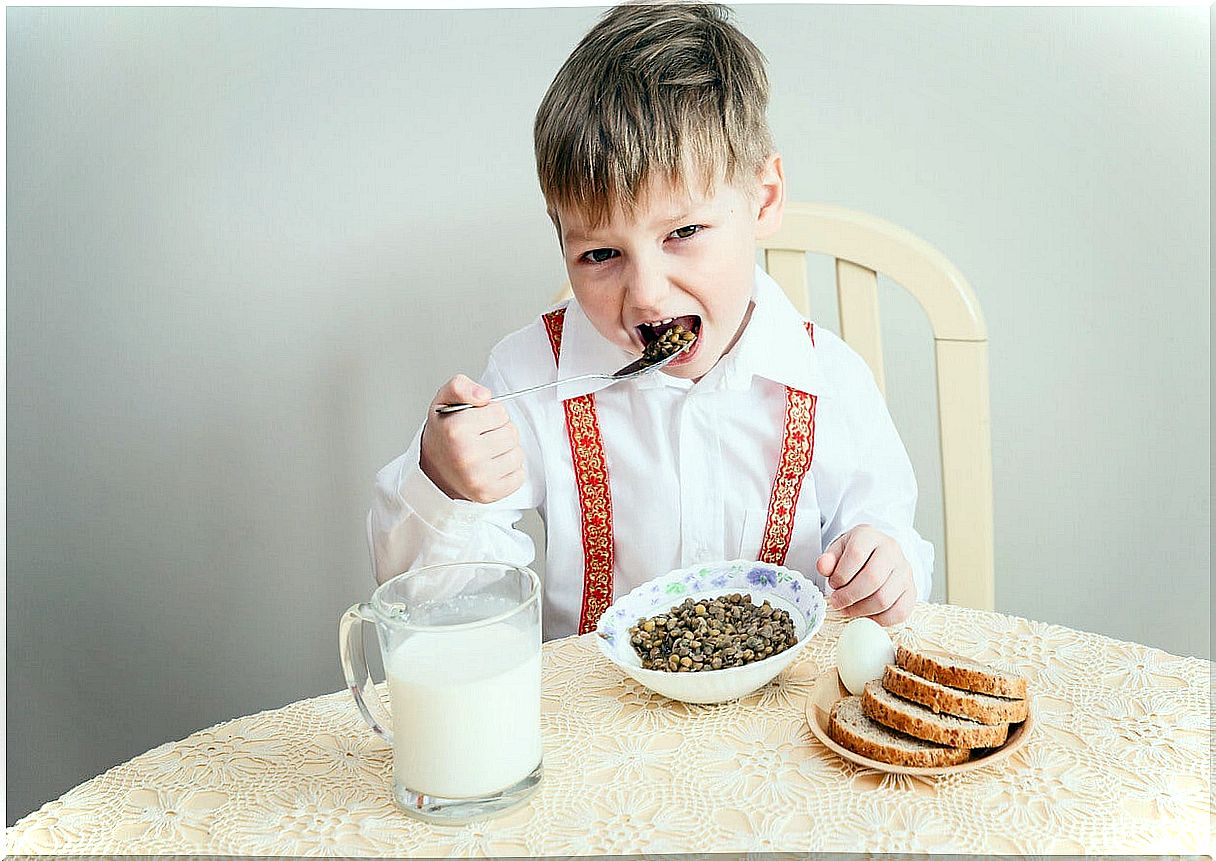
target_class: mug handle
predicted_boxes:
[338,602,394,745]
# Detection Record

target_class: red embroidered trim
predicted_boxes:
[541,308,567,358]
[759,324,818,566]
[542,308,615,634]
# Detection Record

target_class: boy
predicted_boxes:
[368,2,933,640]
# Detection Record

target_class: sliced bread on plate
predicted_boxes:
[882,664,1029,725]
[862,680,1010,748]
[895,645,1028,699]
[827,696,971,767]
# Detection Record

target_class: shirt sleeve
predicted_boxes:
[366,355,545,585]
[816,336,935,602]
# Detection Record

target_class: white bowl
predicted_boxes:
[595,560,826,704]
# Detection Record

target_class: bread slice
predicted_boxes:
[883,665,1029,725]
[895,645,1028,699]
[862,681,1009,748]
[827,696,971,767]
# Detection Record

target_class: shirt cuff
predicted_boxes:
[399,459,484,536]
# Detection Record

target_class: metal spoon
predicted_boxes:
[435,341,692,414]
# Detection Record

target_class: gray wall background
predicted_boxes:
[6,4,1209,824]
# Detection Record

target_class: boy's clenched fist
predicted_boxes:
[420,375,526,504]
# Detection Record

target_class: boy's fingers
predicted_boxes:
[828,532,879,591]
[481,422,520,457]
[836,571,899,617]
[435,374,492,408]
[492,445,526,476]
[825,531,848,558]
[476,403,513,433]
[815,531,849,577]
[496,467,527,496]
[435,403,511,440]
[829,561,879,611]
[871,588,915,627]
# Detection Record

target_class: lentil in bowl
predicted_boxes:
[595,560,827,704]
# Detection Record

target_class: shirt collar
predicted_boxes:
[552,299,644,402]
[715,265,831,396]
[552,264,829,401]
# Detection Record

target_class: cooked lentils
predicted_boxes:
[642,323,696,363]
[628,593,798,672]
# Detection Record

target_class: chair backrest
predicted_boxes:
[552,202,995,610]
[765,203,994,610]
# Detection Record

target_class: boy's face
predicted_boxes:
[556,155,785,381]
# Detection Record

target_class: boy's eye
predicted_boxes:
[581,248,619,264]
[670,225,702,240]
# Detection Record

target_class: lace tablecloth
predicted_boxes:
[7,603,1212,855]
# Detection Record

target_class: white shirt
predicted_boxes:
[368,266,934,640]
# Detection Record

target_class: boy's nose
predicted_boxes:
[624,259,672,314]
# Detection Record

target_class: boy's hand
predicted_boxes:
[420,375,526,504]
[816,525,915,626]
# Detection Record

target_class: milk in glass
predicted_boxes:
[385,618,541,798]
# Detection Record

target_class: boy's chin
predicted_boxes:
[661,365,698,380]
[661,350,719,380]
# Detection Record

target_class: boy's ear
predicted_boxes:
[753,153,785,240]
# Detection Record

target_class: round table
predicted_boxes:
[7,602,1212,854]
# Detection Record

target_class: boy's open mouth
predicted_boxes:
[636,315,702,349]
[635,315,703,369]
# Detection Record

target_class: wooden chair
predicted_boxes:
[762,203,993,610]
[554,202,994,609]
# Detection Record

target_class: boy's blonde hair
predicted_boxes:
[534,2,773,229]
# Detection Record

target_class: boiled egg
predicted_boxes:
[835,618,895,695]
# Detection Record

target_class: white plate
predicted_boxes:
[804,668,1034,775]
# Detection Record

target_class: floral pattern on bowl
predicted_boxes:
[595,560,826,704]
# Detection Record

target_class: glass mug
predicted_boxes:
[339,562,543,823]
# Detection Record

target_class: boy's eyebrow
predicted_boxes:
[562,227,595,246]
[657,209,696,226]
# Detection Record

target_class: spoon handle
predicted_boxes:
[433,343,688,414]
[435,373,606,414]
